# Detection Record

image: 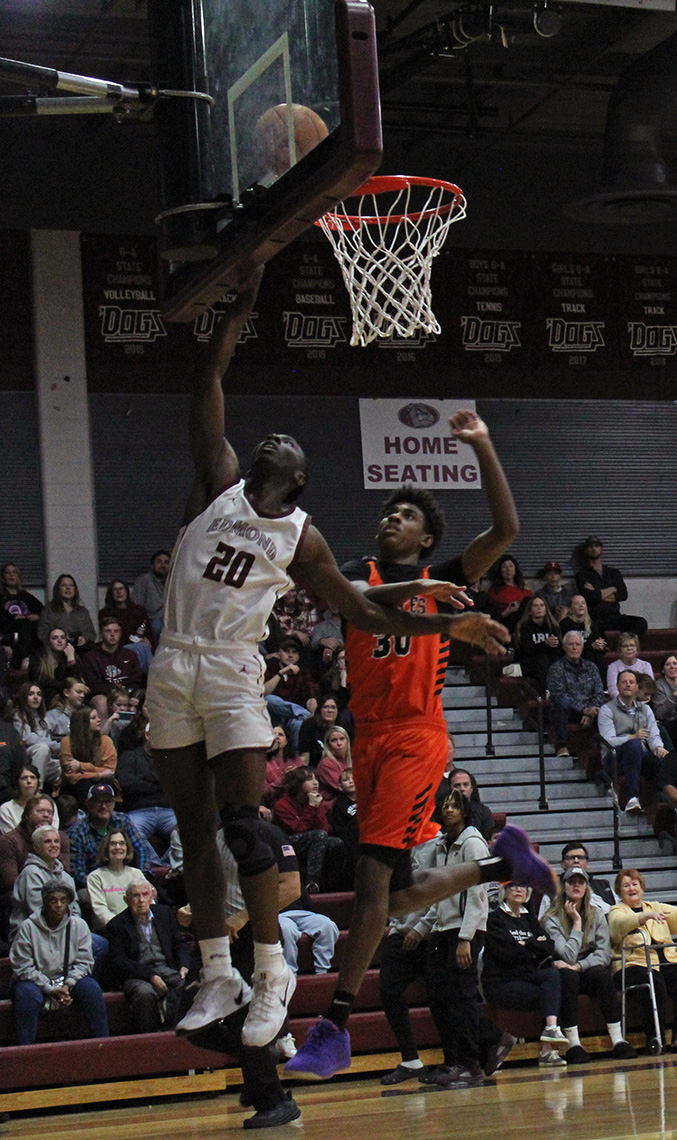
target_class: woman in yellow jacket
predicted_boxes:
[608,868,677,1052]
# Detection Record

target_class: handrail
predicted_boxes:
[597,747,623,870]
[611,749,623,870]
[483,656,495,757]
[518,678,548,811]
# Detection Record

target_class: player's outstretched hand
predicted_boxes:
[232,264,265,309]
[447,612,510,655]
[414,579,473,610]
[449,409,489,444]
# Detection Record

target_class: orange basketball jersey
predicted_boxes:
[345,561,450,726]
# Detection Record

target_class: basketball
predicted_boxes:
[253,103,330,178]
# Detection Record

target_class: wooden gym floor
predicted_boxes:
[4,1051,677,1140]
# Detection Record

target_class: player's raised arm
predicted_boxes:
[184,267,264,524]
[449,410,519,582]
[293,527,509,653]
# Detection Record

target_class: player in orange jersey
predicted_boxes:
[286,410,551,1080]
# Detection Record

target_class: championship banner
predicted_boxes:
[433,249,535,372]
[81,234,200,392]
[359,398,481,490]
[615,254,677,377]
[530,252,619,373]
[78,233,677,396]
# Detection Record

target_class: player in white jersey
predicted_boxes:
[147,268,509,1048]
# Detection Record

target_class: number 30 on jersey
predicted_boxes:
[372,634,411,659]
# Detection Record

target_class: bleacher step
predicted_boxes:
[450,730,541,747]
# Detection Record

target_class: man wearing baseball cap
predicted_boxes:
[536,560,574,623]
[68,783,150,890]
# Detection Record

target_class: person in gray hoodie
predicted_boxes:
[414,790,505,1090]
[9,880,109,1043]
[9,825,80,941]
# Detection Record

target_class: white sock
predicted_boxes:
[400,1059,424,1070]
[254,941,286,976]
[608,1022,624,1046]
[200,937,233,981]
[564,1026,581,1048]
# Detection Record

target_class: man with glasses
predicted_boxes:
[538,842,618,919]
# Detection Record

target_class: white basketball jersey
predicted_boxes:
[163,480,309,645]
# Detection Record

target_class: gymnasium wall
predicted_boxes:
[2,215,677,624]
[86,390,677,571]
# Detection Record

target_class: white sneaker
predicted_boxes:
[540,1025,567,1043]
[241,963,296,1047]
[276,1031,298,1059]
[176,970,252,1036]
[625,797,642,813]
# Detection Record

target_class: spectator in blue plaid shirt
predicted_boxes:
[68,783,149,889]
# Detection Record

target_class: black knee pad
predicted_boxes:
[220,807,277,877]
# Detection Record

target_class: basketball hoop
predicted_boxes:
[317,174,466,347]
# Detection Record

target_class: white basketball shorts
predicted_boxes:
[147,633,274,759]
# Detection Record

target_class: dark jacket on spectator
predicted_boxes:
[574,564,627,618]
[81,645,143,698]
[107,902,190,984]
[116,745,172,812]
[27,652,84,707]
[330,793,359,864]
[0,723,26,804]
[514,620,561,676]
[482,904,556,987]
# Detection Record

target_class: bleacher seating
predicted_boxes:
[4,629,677,1104]
[0,887,667,1101]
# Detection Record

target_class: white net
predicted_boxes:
[318,176,466,347]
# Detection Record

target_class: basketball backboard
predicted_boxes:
[149,0,382,322]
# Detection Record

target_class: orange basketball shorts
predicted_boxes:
[352,719,449,850]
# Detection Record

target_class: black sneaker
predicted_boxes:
[484,1032,517,1076]
[612,1041,638,1059]
[243,1094,301,1129]
[565,1045,591,1064]
[419,1066,451,1084]
[436,1061,485,1089]
[381,1064,427,1085]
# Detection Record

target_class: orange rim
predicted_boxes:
[318,174,465,230]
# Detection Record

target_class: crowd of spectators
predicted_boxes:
[474,542,677,818]
[378,830,656,1086]
[0,544,675,1086]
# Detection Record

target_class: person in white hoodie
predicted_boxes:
[9,880,109,1043]
[414,790,504,1090]
[9,825,80,941]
